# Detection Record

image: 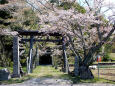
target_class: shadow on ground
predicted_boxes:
[0,66,115,85]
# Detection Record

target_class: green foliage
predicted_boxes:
[104,44,112,53]
[102,44,112,61]
[60,2,73,10]
[0,0,8,4]
[22,8,40,30]
[23,20,31,26]
[1,36,13,45]
[0,36,13,67]
[109,53,115,60]
[20,59,26,66]
[7,7,40,31]
[0,10,12,29]
[98,16,109,25]
[59,2,86,13]
[73,3,86,13]
[0,1,40,67]
[50,0,59,4]
[103,53,110,61]
[52,55,62,68]
[0,10,12,19]
[10,23,23,31]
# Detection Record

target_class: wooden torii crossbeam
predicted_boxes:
[18,30,62,36]
[12,30,69,78]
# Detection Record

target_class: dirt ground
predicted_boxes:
[69,66,115,81]
[92,68,115,81]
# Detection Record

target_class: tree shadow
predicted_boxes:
[0,75,32,85]
[58,74,111,84]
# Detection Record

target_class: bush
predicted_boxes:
[0,0,8,4]
[60,2,72,10]
[103,53,110,61]
[59,2,86,13]
[102,44,112,61]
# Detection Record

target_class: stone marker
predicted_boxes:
[0,68,11,81]
[12,36,21,78]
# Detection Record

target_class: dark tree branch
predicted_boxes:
[26,0,42,14]
[67,34,82,64]
[79,27,87,57]
[97,24,102,41]
[84,0,92,11]
[36,0,53,10]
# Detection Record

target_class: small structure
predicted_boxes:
[39,47,52,65]
[0,68,11,81]
[39,54,52,65]
[12,30,69,78]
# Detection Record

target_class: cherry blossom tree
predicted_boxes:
[26,0,115,79]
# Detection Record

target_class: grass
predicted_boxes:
[99,65,115,68]
[0,66,28,85]
[28,66,67,79]
[0,67,13,73]
[93,62,115,65]
[0,75,31,85]
[0,67,26,73]
[92,68,115,83]
[0,66,115,85]
[69,67,115,84]
[109,53,115,60]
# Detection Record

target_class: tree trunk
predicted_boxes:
[79,65,94,79]
[74,55,94,79]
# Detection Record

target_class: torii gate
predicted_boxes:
[12,30,69,78]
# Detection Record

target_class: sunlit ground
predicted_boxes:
[0,66,115,85]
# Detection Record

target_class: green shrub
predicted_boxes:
[59,2,86,13]
[103,53,110,61]
[102,44,112,61]
[73,3,86,13]
[60,2,72,10]
[0,0,8,4]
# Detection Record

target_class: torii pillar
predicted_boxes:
[62,36,69,73]
[36,45,39,66]
[12,36,21,78]
[28,36,34,73]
